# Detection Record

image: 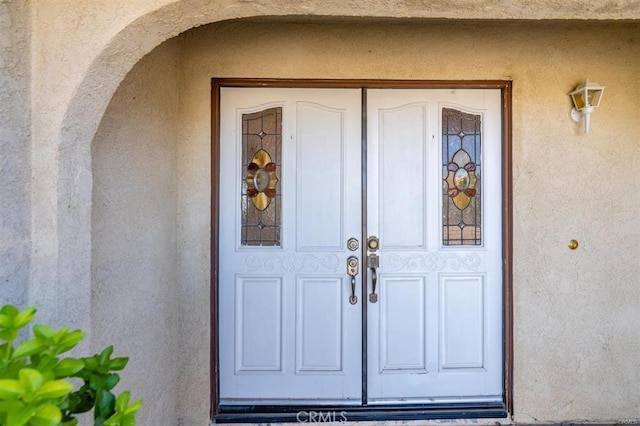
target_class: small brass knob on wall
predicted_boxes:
[568,239,579,250]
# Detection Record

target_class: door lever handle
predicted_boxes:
[368,253,379,303]
[346,256,359,305]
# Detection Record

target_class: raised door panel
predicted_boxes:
[296,276,344,372]
[235,277,283,372]
[378,276,427,373]
[440,275,485,370]
[296,103,345,251]
[378,103,427,249]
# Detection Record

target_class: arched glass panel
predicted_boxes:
[442,108,482,246]
[241,107,282,246]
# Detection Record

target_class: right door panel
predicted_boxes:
[366,89,503,403]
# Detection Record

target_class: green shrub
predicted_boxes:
[0,305,141,426]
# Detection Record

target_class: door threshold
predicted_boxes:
[215,402,508,423]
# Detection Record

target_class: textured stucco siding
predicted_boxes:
[94,18,640,424]
[175,20,640,423]
[0,0,31,308]
[1,1,640,425]
[91,39,181,425]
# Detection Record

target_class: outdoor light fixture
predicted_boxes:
[569,79,605,134]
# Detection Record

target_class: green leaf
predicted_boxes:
[114,392,130,414]
[103,415,121,426]
[89,373,106,391]
[0,328,19,343]
[13,307,36,328]
[123,399,142,416]
[108,358,128,371]
[0,379,25,399]
[82,357,98,372]
[52,327,68,342]
[35,356,58,375]
[12,339,46,360]
[61,418,78,426]
[7,405,34,426]
[30,403,62,426]
[57,331,85,353]
[95,389,115,420]
[33,325,55,341]
[34,380,74,400]
[18,369,43,393]
[0,314,12,328]
[2,357,27,378]
[53,359,84,378]
[0,400,23,413]
[0,305,19,317]
[103,374,119,392]
[103,394,141,426]
[98,347,114,367]
[66,390,93,415]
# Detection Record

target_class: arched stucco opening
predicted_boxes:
[55,3,640,329]
[52,2,640,423]
[57,7,365,425]
[61,6,510,424]
[55,6,227,422]
[91,37,183,424]
[55,0,427,361]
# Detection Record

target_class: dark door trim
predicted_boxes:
[210,78,513,422]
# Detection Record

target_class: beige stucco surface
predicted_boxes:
[0,0,30,308]
[92,38,181,425]
[178,20,640,423]
[2,0,640,425]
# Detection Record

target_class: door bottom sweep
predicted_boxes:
[215,401,508,423]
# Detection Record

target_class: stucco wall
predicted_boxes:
[2,0,640,425]
[0,0,30,307]
[175,19,640,423]
[76,16,640,425]
[29,6,640,340]
[91,38,181,425]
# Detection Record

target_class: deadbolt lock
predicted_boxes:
[367,236,379,251]
[347,238,359,251]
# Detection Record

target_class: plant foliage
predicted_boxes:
[0,305,142,426]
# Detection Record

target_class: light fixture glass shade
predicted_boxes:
[571,91,586,110]
[570,80,605,111]
[569,80,605,134]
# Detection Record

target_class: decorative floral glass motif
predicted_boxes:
[241,108,282,246]
[246,149,278,211]
[445,150,477,210]
[442,108,482,246]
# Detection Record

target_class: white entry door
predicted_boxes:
[366,89,503,403]
[218,88,363,404]
[218,86,503,406]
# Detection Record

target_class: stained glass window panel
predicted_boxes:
[241,108,282,246]
[442,108,482,246]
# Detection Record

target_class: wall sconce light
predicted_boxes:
[569,80,605,134]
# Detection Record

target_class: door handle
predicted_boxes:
[367,253,379,303]
[367,236,380,303]
[346,256,359,305]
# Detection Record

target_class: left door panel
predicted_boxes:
[219,88,363,404]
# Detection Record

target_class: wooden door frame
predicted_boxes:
[210,78,513,422]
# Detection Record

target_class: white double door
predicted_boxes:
[219,87,502,405]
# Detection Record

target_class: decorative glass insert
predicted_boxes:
[241,108,282,246]
[442,108,482,246]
